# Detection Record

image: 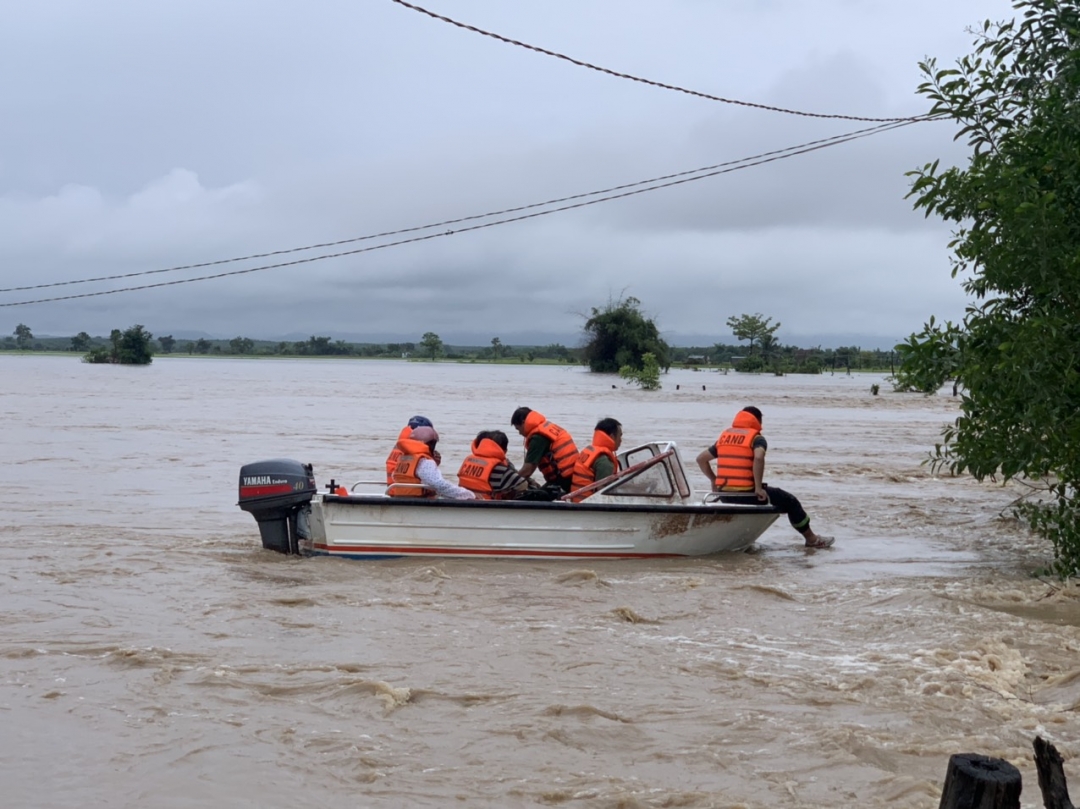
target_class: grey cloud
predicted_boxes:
[1,0,1015,345]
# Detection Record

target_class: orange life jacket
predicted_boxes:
[570,430,619,499]
[385,425,412,485]
[714,410,762,491]
[389,437,436,498]
[522,410,578,483]
[457,438,513,500]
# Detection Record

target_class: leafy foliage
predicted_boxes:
[581,296,670,374]
[84,324,154,365]
[892,316,962,393]
[904,0,1080,574]
[230,336,255,354]
[14,323,32,349]
[420,332,443,361]
[70,332,91,352]
[726,313,781,356]
[619,352,662,390]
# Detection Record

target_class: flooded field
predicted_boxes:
[2,355,1079,808]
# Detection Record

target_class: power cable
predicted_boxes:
[390,0,929,124]
[0,119,917,308]
[0,120,922,295]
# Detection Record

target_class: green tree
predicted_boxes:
[230,336,255,354]
[892,317,961,393]
[70,331,91,352]
[195,338,211,355]
[903,0,1080,575]
[619,351,662,390]
[115,325,154,364]
[84,324,154,365]
[758,332,783,373]
[581,296,670,374]
[490,336,503,360]
[726,313,780,356]
[158,335,176,354]
[14,323,32,350]
[420,332,443,361]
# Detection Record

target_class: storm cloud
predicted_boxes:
[0,0,1015,347]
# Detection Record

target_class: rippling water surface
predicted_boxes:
[3,355,1079,808]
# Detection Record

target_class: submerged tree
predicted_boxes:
[619,351,662,390]
[581,296,670,374]
[84,324,154,365]
[902,0,1080,575]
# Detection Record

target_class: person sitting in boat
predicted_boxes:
[389,426,475,500]
[510,406,579,494]
[457,430,532,500]
[385,415,441,485]
[695,406,834,549]
[569,418,623,502]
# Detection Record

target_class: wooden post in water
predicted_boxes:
[938,753,1021,809]
[1034,736,1075,809]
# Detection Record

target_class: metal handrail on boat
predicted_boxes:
[561,448,676,502]
[343,480,437,497]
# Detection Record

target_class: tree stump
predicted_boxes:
[1034,736,1075,809]
[938,753,1021,809]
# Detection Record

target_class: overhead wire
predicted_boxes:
[1,121,927,295]
[390,0,931,124]
[0,119,918,308]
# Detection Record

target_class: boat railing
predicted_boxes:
[343,480,438,498]
[562,448,677,502]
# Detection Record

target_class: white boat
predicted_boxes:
[237,442,781,560]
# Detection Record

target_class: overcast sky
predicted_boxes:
[1,0,1018,348]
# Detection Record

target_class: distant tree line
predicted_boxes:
[3,319,898,372]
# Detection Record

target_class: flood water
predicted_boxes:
[3,355,1079,808]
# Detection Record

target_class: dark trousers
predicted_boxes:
[763,485,811,534]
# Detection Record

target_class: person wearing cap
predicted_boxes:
[569,418,623,501]
[457,430,532,500]
[696,406,834,549]
[510,407,579,494]
[385,415,441,485]
[389,426,475,500]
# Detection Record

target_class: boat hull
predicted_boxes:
[306,495,781,560]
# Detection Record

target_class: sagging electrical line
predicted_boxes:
[0,119,917,309]
[0,120,923,295]
[390,0,930,124]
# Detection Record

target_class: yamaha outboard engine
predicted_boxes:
[238,459,317,554]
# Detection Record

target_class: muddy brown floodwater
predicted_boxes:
[3,355,1079,808]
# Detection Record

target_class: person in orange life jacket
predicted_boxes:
[385,415,442,485]
[457,430,531,500]
[695,406,834,549]
[510,406,580,493]
[390,426,475,500]
[570,418,623,499]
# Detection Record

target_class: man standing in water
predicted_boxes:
[696,406,834,548]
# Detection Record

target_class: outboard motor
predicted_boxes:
[238,459,317,554]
